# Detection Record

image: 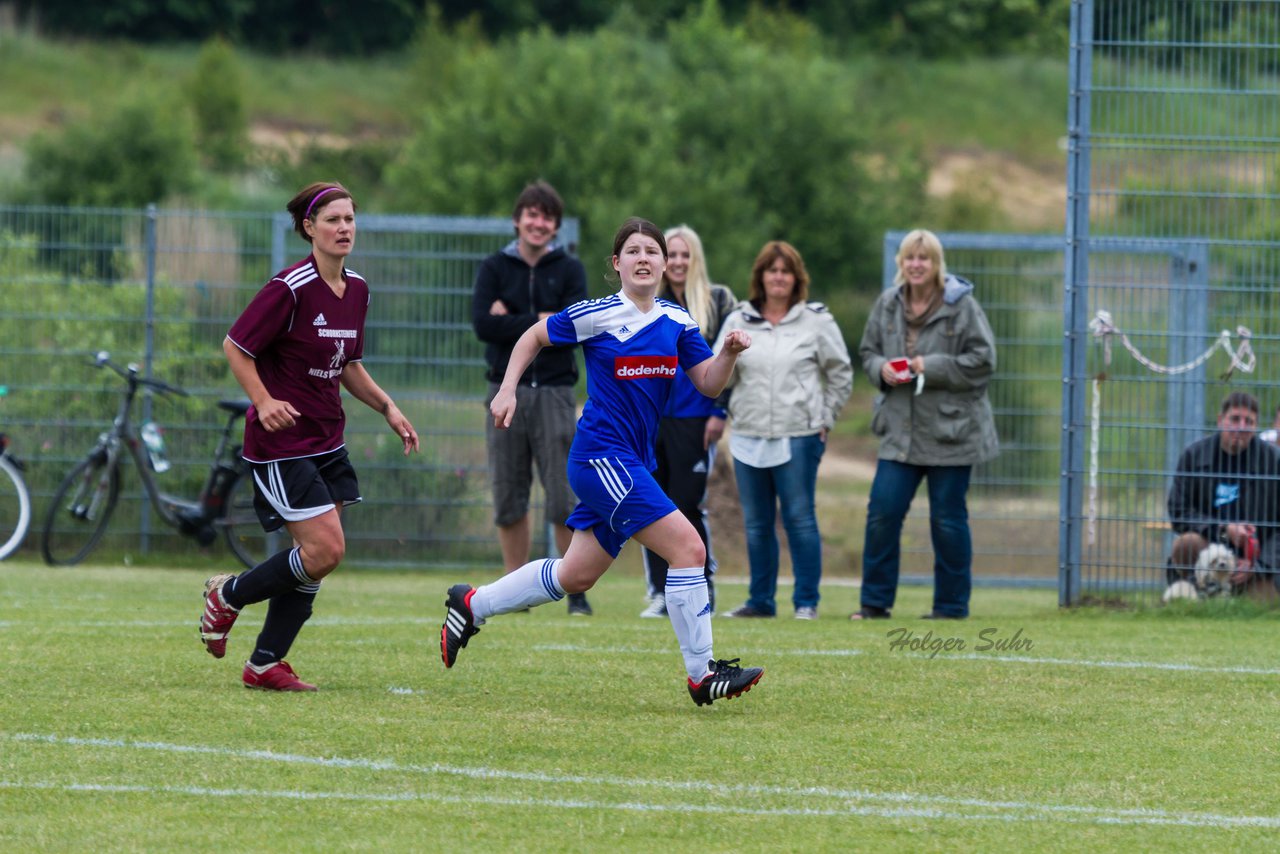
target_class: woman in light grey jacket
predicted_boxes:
[717,241,853,619]
[852,229,997,621]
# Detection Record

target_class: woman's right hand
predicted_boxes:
[490,387,518,429]
[256,397,301,432]
[880,360,907,386]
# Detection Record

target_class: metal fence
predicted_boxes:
[1060,0,1280,604]
[0,204,578,568]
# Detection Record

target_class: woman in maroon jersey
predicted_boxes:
[199,181,419,691]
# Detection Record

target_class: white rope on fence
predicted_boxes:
[1087,309,1256,376]
[1084,310,1256,545]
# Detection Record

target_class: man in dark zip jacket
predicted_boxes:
[1167,391,1280,596]
[472,180,592,615]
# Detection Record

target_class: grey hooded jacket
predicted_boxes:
[859,274,998,466]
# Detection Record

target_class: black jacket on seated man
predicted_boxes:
[1168,433,1280,572]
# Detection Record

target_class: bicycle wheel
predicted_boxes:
[42,453,121,566]
[221,470,282,569]
[0,455,31,560]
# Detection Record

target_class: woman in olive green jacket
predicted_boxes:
[851,229,997,621]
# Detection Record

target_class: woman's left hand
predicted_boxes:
[721,329,752,354]
[385,404,419,455]
[704,416,726,449]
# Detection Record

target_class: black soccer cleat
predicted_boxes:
[687,658,764,706]
[566,592,593,616]
[441,583,480,668]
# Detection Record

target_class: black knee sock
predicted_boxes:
[249,584,319,666]
[223,546,311,610]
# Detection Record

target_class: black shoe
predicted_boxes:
[688,658,765,706]
[921,611,966,620]
[567,592,593,616]
[849,605,891,620]
[441,584,480,668]
[722,603,773,618]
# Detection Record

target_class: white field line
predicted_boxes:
[532,643,862,657]
[2,616,1271,675]
[4,733,1279,830]
[904,651,1280,675]
[531,642,1280,676]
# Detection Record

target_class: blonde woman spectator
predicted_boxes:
[639,225,738,618]
[852,229,997,621]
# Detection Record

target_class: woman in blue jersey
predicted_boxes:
[639,225,739,618]
[440,217,765,706]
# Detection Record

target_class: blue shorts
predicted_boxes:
[565,453,677,558]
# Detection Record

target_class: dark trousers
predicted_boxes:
[642,416,716,595]
[861,459,973,617]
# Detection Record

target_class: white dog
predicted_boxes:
[1161,579,1200,603]
[1193,543,1236,598]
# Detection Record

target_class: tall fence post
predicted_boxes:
[1060,0,1094,606]
[140,203,158,554]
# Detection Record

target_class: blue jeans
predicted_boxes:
[733,433,826,614]
[861,460,972,617]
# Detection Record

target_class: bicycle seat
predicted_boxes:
[218,400,252,416]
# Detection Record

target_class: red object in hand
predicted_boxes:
[1231,535,1260,588]
[889,358,912,380]
[1244,534,1260,566]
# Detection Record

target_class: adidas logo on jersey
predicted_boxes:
[313,313,327,326]
[692,460,708,474]
[618,325,631,334]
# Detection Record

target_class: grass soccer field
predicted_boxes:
[3,560,1279,851]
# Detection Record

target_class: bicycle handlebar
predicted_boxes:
[93,350,190,398]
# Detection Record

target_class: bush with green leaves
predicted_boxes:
[186,38,250,171]
[21,95,198,208]
[386,1,927,324]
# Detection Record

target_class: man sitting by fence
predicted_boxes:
[1167,391,1280,598]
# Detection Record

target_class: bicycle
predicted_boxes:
[41,351,280,568]
[0,400,32,561]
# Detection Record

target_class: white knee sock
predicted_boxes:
[665,566,713,681]
[470,558,566,621]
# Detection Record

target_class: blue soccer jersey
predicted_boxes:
[547,293,713,471]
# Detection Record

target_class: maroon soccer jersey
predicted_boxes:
[227,255,370,462]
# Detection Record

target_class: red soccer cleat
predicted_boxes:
[242,660,317,692]
[200,573,240,659]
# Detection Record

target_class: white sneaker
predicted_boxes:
[794,606,818,620]
[639,593,667,618]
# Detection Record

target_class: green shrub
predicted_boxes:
[21,94,198,207]
[386,1,927,316]
[186,38,250,171]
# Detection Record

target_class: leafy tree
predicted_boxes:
[22,95,198,207]
[18,95,199,281]
[15,0,1071,58]
[386,1,926,308]
[15,0,421,54]
[186,38,250,171]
